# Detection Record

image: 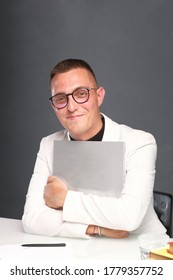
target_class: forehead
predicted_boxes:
[51,68,96,92]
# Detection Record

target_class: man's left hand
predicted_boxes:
[44,176,68,209]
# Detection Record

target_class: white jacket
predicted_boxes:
[22,114,166,238]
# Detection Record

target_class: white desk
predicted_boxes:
[0,217,141,260]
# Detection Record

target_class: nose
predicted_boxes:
[66,95,78,112]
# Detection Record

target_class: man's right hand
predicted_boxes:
[44,176,68,209]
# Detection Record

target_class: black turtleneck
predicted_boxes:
[70,116,105,141]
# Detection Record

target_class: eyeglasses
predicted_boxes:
[49,87,97,110]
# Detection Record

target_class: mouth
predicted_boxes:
[67,114,84,120]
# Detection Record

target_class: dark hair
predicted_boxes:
[50,58,97,84]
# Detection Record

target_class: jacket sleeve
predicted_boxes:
[22,137,90,239]
[63,131,157,231]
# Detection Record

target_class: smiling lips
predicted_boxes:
[67,114,84,120]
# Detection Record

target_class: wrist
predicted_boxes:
[61,189,68,208]
[86,225,102,237]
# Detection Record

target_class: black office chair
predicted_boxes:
[153,190,173,237]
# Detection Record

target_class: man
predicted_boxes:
[22,58,166,238]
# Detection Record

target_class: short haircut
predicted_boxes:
[50,58,97,84]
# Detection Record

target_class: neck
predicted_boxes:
[70,116,104,141]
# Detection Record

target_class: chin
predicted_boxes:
[69,128,88,140]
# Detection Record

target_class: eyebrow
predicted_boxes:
[53,86,90,96]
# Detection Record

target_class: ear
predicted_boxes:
[96,87,105,107]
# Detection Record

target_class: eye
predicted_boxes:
[75,89,88,98]
[54,94,66,103]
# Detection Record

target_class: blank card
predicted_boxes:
[53,141,125,197]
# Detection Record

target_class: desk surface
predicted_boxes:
[0,217,140,260]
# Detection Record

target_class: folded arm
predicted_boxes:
[43,175,129,238]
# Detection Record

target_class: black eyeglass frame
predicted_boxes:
[49,87,97,109]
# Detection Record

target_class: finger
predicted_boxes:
[47,176,57,183]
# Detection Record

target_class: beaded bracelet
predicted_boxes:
[90,225,102,237]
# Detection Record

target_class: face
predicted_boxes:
[50,68,105,140]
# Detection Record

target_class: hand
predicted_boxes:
[86,225,129,239]
[44,176,68,209]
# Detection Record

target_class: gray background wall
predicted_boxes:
[0,0,173,219]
